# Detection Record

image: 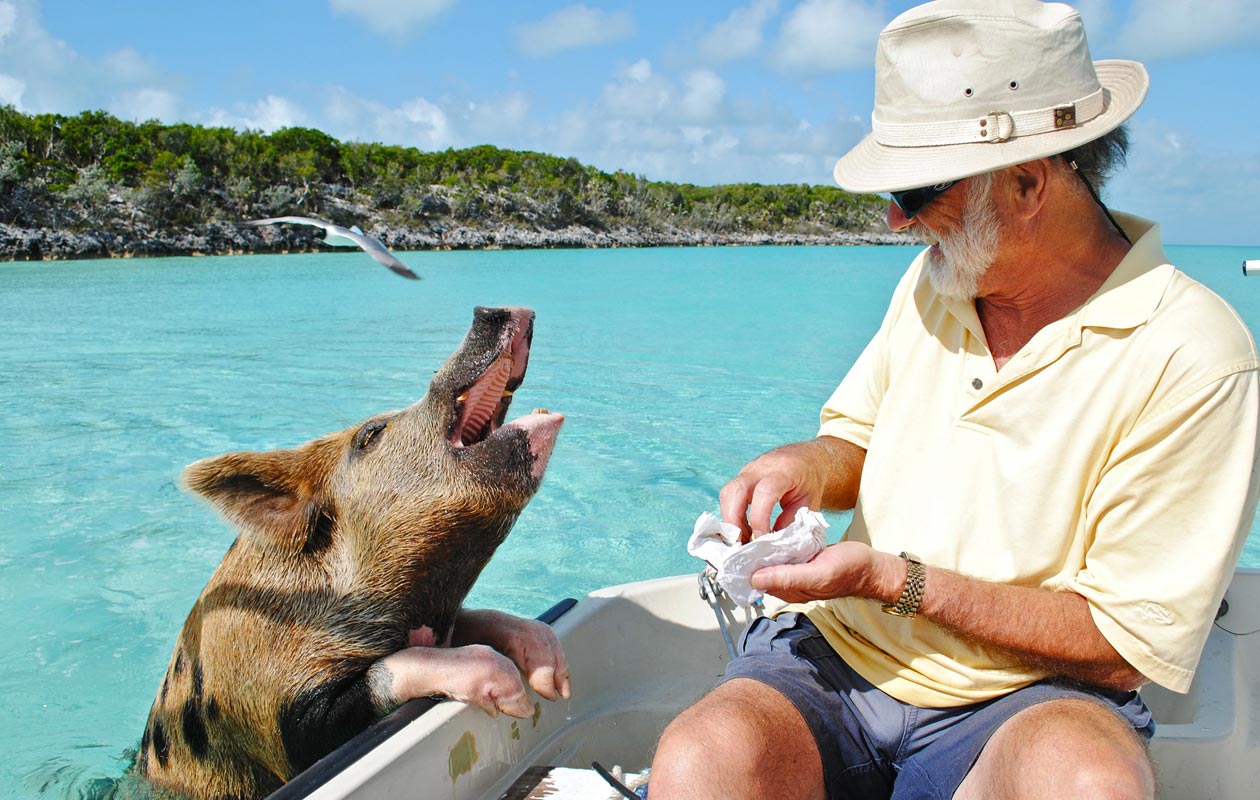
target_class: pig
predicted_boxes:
[133,306,568,800]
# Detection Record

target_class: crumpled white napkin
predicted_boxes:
[687,507,829,607]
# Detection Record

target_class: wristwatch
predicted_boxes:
[881,552,926,618]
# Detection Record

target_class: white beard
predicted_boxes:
[921,174,1002,300]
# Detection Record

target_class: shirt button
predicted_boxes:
[971,378,983,390]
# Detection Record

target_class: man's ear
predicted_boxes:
[181,438,342,555]
[1005,159,1053,221]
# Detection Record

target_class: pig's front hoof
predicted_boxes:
[453,644,534,718]
[453,609,571,702]
[377,644,533,718]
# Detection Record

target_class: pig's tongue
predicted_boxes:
[455,354,513,447]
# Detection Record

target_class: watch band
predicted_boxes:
[881,552,925,618]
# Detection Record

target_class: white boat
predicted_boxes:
[272,567,1260,800]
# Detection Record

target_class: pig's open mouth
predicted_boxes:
[449,318,532,449]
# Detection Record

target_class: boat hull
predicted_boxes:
[275,568,1260,800]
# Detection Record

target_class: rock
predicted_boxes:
[0,209,913,262]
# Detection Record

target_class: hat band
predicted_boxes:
[871,86,1105,148]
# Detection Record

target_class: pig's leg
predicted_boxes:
[450,609,572,702]
[279,673,386,773]
[369,644,536,718]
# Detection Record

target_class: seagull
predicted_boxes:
[242,216,420,280]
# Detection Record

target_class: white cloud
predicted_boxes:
[0,1,17,41]
[0,0,182,118]
[772,0,884,73]
[523,54,872,187]
[557,106,866,187]
[0,0,90,111]
[463,91,532,142]
[680,125,740,167]
[327,0,454,37]
[1108,117,1260,245]
[0,73,24,108]
[322,86,453,150]
[698,0,780,64]
[109,88,180,122]
[100,48,160,84]
[601,59,672,120]
[1071,0,1114,43]
[625,59,652,82]
[516,4,635,57]
[680,70,726,122]
[205,95,310,132]
[1110,0,1260,60]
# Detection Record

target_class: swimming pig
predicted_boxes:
[135,306,568,800]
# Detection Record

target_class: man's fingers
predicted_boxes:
[718,476,755,538]
[749,563,810,604]
[773,500,806,531]
[749,564,784,591]
[747,475,791,536]
[750,562,816,604]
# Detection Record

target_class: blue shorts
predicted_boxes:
[720,612,1155,800]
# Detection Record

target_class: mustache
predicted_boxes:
[914,225,942,247]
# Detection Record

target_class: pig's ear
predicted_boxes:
[181,439,340,554]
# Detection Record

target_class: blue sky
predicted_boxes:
[2,0,1258,245]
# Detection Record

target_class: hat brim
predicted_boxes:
[833,60,1149,194]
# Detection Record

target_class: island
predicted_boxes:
[0,107,912,261]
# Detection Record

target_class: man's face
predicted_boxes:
[911,173,1002,300]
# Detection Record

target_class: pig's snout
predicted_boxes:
[504,410,564,479]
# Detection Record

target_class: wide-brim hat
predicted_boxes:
[834,0,1149,194]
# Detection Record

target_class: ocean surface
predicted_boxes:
[2,243,1258,797]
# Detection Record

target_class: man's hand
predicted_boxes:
[750,541,904,604]
[719,437,866,539]
[720,448,823,539]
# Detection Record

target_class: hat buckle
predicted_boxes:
[981,111,1016,143]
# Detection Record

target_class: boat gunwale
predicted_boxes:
[269,597,580,800]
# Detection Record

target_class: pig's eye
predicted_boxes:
[354,419,388,453]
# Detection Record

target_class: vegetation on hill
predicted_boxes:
[0,106,892,256]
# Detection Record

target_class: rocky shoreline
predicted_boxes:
[0,221,915,261]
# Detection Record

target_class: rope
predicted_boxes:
[698,571,740,660]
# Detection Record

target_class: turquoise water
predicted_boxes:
[2,244,1258,797]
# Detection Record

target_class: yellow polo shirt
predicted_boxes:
[800,214,1260,707]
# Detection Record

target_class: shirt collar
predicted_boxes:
[933,211,1173,337]
[1076,212,1173,331]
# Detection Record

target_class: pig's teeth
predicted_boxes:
[456,392,469,404]
[533,408,549,414]
[501,390,514,399]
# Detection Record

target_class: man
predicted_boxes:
[649,2,1260,799]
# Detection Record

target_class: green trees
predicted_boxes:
[0,105,886,240]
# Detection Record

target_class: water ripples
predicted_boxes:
[2,246,1258,797]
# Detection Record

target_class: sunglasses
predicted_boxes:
[890,180,957,219]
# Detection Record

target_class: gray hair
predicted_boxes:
[1056,125,1130,193]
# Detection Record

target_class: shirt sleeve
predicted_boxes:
[817,259,922,448]
[1068,365,1260,692]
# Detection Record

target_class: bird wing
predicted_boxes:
[241,216,419,280]
[241,216,333,231]
[336,228,421,280]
